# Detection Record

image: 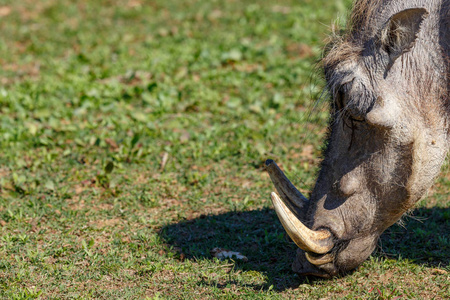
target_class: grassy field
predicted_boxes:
[0,0,448,298]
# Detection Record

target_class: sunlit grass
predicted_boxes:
[0,0,448,298]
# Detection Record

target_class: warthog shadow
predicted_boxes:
[159,206,449,291]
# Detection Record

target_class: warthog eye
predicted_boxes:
[335,90,345,111]
[334,80,364,150]
[334,80,364,123]
[334,79,352,108]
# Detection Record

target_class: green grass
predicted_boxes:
[0,0,448,298]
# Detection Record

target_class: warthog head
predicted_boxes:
[267,0,449,277]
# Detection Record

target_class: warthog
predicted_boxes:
[266,0,449,277]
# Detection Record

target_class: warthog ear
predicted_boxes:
[381,8,429,63]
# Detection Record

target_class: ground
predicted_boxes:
[0,0,448,299]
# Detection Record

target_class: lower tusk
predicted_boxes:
[271,192,334,254]
[305,252,334,265]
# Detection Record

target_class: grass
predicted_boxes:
[0,0,448,298]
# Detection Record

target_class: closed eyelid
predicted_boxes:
[339,78,356,92]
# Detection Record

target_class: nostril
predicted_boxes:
[339,175,359,196]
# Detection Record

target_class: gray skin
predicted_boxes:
[267,0,450,277]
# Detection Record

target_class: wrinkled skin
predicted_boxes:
[267,0,450,277]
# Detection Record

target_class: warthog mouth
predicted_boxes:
[291,250,336,278]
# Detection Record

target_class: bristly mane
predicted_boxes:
[322,0,384,73]
[348,0,384,35]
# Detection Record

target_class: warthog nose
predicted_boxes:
[339,174,359,196]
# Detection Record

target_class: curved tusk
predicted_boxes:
[271,192,334,254]
[305,252,334,265]
[265,159,309,216]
